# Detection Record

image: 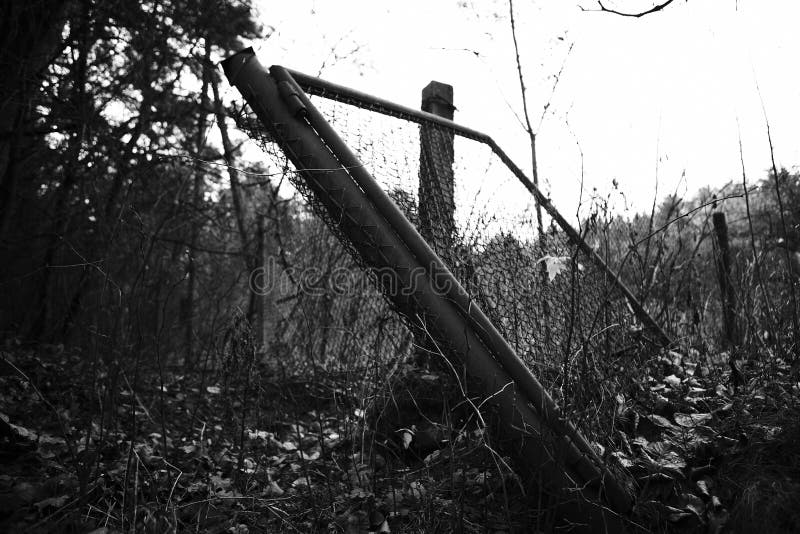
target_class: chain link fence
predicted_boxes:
[229,66,670,450]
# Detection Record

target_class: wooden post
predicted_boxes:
[713,212,737,346]
[416,82,456,369]
[418,81,456,259]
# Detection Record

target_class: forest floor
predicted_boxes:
[1,342,799,533]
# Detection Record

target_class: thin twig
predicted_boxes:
[631,189,758,248]
[584,0,677,18]
[738,121,778,355]
[537,42,574,131]
[509,0,551,341]
[508,0,541,195]
[755,83,800,358]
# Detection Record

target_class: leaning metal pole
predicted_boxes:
[267,64,610,478]
[222,48,631,532]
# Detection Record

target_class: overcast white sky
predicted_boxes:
[246,0,800,215]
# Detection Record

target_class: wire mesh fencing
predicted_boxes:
[228,67,670,452]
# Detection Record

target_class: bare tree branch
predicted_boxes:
[538,41,574,131]
[584,0,678,18]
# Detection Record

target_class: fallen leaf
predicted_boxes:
[668,510,693,522]
[644,441,670,455]
[186,481,207,495]
[9,422,37,442]
[696,477,713,497]
[653,394,671,413]
[408,481,425,499]
[664,375,681,388]
[400,429,413,450]
[210,474,232,492]
[657,451,687,473]
[537,255,580,281]
[423,450,440,465]
[34,495,68,510]
[689,425,716,445]
[298,450,319,461]
[248,430,273,440]
[262,481,284,497]
[611,451,634,468]
[646,414,676,429]
[674,413,712,428]
[680,491,705,517]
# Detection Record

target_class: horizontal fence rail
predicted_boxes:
[288,68,672,348]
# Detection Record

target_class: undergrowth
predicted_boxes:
[1,331,799,533]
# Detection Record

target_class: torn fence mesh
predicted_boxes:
[234,84,664,445]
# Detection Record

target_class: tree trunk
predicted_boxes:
[27,1,92,340]
[184,47,212,366]
[0,0,72,241]
[210,72,255,321]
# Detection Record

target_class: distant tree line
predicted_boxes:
[0,0,272,365]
